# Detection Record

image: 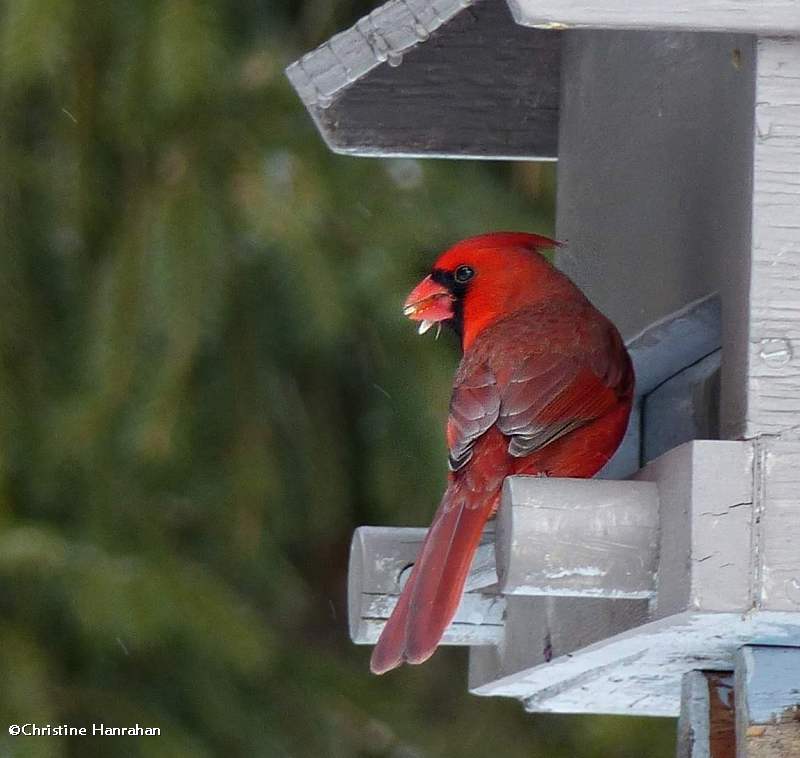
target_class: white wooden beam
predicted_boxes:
[347,526,504,646]
[350,477,662,649]
[720,39,800,614]
[496,478,659,599]
[469,595,650,693]
[471,611,800,717]
[507,0,800,35]
[757,441,800,611]
[644,350,722,464]
[350,439,800,714]
[726,37,800,440]
[635,441,754,617]
[735,646,800,757]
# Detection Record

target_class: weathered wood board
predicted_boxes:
[635,441,754,617]
[676,671,735,758]
[735,646,800,758]
[601,294,721,479]
[507,0,800,34]
[286,0,560,158]
[757,441,800,612]
[497,478,659,599]
[350,438,800,715]
[348,525,503,646]
[469,595,650,693]
[471,612,800,717]
[642,350,720,464]
[731,37,800,441]
[471,440,761,715]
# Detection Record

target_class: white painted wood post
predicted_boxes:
[726,36,800,445]
[349,481,662,646]
[508,0,800,35]
[724,36,800,612]
[675,33,800,758]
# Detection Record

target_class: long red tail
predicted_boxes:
[370,479,497,674]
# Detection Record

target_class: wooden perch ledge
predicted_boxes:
[496,478,659,600]
[349,440,800,716]
[348,477,660,651]
[348,525,504,647]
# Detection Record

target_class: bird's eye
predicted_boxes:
[454,265,474,284]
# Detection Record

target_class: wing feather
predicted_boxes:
[446,309,632,466]
[446,366,500,471]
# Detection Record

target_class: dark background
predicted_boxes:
[0,1,674,755]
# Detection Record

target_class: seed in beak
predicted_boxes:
[418,319,434,335]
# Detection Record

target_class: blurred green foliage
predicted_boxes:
[0,1,674,756]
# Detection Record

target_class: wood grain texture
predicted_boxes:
[507,0,800,34]
[707,673,737,758]
[286,0,473,107]
[471,610,800,716]
[287,0,560,158]
[677,671,735,758]
[739,38,800,439]
[735,646,800,758]
[756,441,800,611]
[678,671,715,758]
[470,440,800,715]
[471,441,773,717]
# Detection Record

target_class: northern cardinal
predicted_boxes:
[370,232,634,674]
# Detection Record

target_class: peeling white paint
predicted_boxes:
[472,611,800,716]
[544,566,608,579]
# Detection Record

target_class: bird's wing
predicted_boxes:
[497,331,629,458]
[371,312,632,674]
[448,314,631,465]
[446,364,501,471]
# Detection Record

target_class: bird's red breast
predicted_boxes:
[370,232,634,674]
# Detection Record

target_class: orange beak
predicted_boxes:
[403,275,455,334]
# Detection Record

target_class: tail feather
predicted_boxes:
[370,481,496,674]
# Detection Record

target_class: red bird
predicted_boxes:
[370,232,634,675]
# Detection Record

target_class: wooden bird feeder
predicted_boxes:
[287,2,800,754]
